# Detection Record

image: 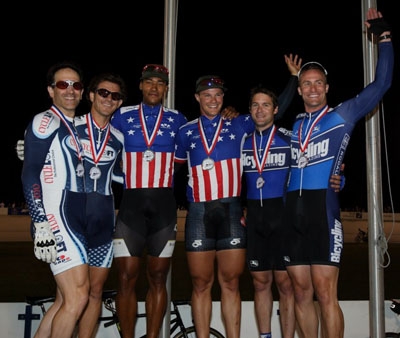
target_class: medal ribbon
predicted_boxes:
[86,114,110,165]
[298,105,329,153]
[252,126,276,175]
[198,116,223,157]
[139,103,163,149]
[50,105,83,161]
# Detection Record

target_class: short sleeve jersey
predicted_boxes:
[111,103,187,189]
[175,114,254,202]
[242,126,291,200]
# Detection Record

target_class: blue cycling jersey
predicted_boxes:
[288,42,394,193]
[242,126,291,200]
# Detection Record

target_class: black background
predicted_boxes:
[2,0,399,212]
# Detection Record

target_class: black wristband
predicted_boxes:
[367,17,391,36]
[378,34,392,41]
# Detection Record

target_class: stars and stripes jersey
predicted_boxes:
[242,126,291,200]
[74,113,124,195]
[21,105,86,223]
[175,114,255,202]
[287,42,394,192]
[111,103,187,189]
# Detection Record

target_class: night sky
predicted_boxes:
[2,0,399,212]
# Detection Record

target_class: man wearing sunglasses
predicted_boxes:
[21,61,89,338]
[21,65,127,338]
[283,8,393,338]
[111,64,188,338]
[69,72,126,338]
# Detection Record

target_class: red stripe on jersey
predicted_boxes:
[191,165,200,202]
[124,152,132,188]
[227,159,234,197]
[159,152,167,186]
[203,168,211,200]
[214,161,223,199]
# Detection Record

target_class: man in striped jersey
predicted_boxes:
[111,64,188,338]
[174,75,254,338]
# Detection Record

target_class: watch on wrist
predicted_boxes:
[378,34,392,41]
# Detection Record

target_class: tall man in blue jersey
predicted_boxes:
[283,8,394,338]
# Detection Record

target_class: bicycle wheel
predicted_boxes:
[173,325,225,338]
[385,333,400,338]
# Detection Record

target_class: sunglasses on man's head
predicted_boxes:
[298,62,328,77]
[142,64,169,75]
[52,80,84,91]
[96,88,123,101]
[198,77,225,87]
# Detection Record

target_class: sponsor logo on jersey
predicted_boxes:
[242,151,287,168]
[330,219,343,263]
[291,139,329,161]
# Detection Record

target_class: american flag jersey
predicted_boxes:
[175,114,254,202]
[111,103,187,189]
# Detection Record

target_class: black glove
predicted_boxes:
[367,18,391,36]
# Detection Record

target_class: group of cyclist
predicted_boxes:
[20,7,393,338]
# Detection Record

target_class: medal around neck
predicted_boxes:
[202,157,215,170]
[256,176,265,189]
[143,149,155,162]
[76,163,85,177]
[89,166,101,180]
[298,154,309,169]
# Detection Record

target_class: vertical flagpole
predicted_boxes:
[361,0,386,337]
[160,1,179,337]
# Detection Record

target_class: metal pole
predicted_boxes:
[361,0,386,337]
[160,1,179,337]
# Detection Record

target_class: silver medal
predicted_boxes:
[89,166,101,180]
[143,149,155,162]
[76,163,85,177]
[298,155,309,169]
[256,176,265,189]
[202,158,215,170]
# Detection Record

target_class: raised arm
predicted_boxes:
[275,53,302,121]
